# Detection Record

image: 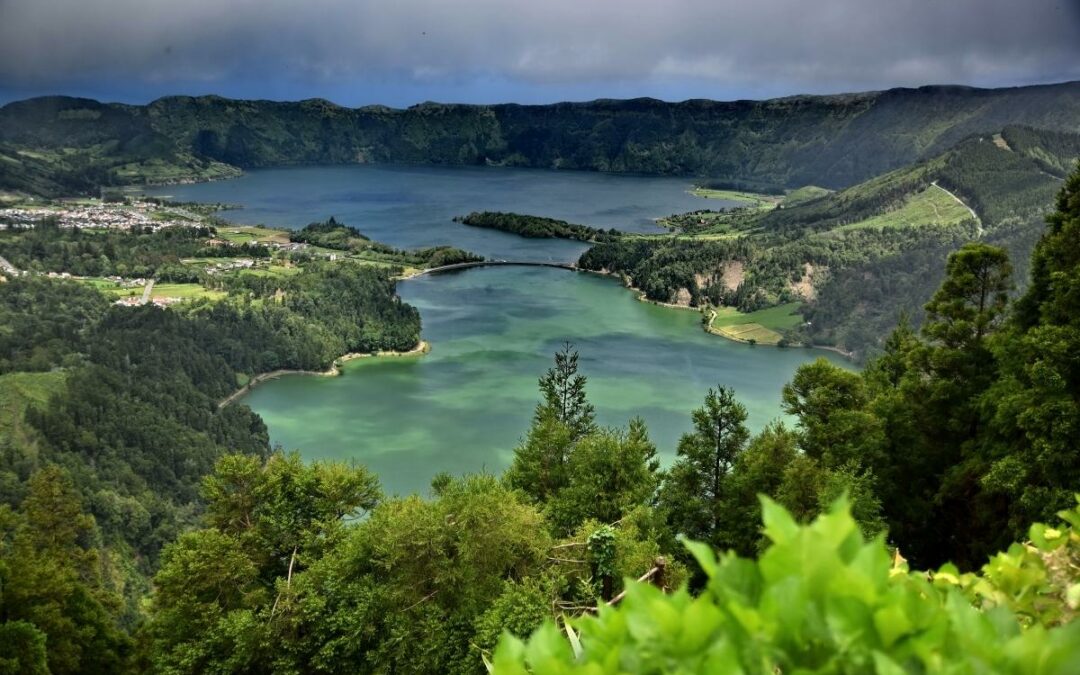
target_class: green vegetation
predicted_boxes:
[0,372,66,431]
[3,171,1080,672]
[782,184,832,206]
[689,187,779,209]
[290,217,483,267]
[0,212,485,310]
[3,86,1076,357]
[493,497,1080,673]
[455,211,622,242]
[708,302,803,345]
[656,208,760,236]
[0,371,66,457]
[4,83,1080,197]
[216,225,290,245]
[0,218,270,280]
[831,184,972,232]
[149,283,227,301]
[583,129,1077,357]
[3,93,1080,674]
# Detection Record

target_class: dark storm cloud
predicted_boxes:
[1,0,1079,103]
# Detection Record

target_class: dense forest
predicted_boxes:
[0,165,1079,672]
[455,212,622,243]
[3,82,1080,197]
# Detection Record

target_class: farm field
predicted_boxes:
[708,302,804,344]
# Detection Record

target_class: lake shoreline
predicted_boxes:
[580,267,854,359]
[217,340,431,408]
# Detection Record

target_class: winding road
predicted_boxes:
[931,181,982,236]
[0,254,17,276]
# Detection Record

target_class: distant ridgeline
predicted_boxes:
[2,81,1080,196]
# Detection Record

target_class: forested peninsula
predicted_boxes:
[455,212,622,243]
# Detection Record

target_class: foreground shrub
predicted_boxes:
[491,497,1080,674]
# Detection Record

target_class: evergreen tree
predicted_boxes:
[854,243,1014,568]
[505,410,574,503]
[781,358,883,468]
[536,343,595,440]
[545,418,660,534]
[658,387,749,549]
[0,466,132,675]
[987,162,1080,532]
[507,344,595,503]
[721,421,800,555]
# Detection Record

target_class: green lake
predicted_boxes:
[151,165,846,496]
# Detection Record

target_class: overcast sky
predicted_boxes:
[1,0,1079,106]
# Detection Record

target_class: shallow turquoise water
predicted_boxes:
[243,267,843,496]
[158,165,845,496]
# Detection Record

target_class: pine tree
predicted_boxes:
[507,345,596,503]
[658,386,749,548]
[986,162,1080,531]
[536,343,595,440]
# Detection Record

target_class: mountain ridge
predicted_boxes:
[3,80,1080,197]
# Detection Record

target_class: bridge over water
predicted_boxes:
[413,260,579,276]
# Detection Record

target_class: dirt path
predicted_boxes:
[931,181,982,236]
[0,254,18,276]
[140,279,155,304]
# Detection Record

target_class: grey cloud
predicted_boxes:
[1,0,1079,99]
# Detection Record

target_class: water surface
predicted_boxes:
[244,267,843,495]
[155,165,844,496]
[150,164,717,261]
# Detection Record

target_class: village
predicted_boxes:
[0,199,279,307]
[0,200,203,231]
[0,199,376,312]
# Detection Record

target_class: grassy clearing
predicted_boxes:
[218,226,291,245]
[236,265,303,279]
[0,371,66,445]
[711,302,804,330]
[708,302,804,345]
[112,157,241,184]
[691,187,781,209]
[712,323,783,344]
[783,186,832,206]
[82,278,225,302]
[151,283,227,301]
[70,277,142,298]
[832,186,972,232]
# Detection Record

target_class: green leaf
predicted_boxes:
[760,496,799,545]
[681,536,718,578]
[872,651,910,675]
[873,603,913,649]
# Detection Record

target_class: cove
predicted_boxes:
[150,165,847,496]
[240,266,845,496]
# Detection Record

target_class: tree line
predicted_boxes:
[455,212,622,243]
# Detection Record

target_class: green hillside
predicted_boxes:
[579,127,1078,357]
[3,81,1080,196]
